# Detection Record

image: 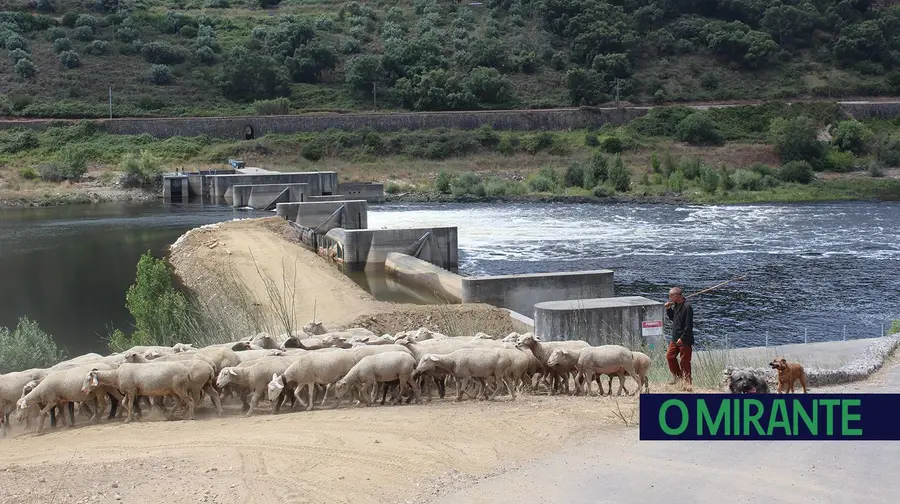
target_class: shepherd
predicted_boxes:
[665,286,694,391]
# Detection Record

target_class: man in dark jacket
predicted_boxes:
[665,286,694,391]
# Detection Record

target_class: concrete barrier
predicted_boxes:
[337,182,385,203]
[533,296,665,347]
[460,270,614,319]
[275,200,368,232]
[384,252,463,303]
[214,171,338,205]
[231,183,308,210]
[323,226,458,272]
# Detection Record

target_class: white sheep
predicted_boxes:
[574,345,641,396]
[82,362,195,423]
[270,349,361,411]
[16,363,118,433]
[545,347,582,395]
[515,333,591,393]
[216,355,299,416]
[126,352,223,416]
[331,351,420,406]
[1,369,49,436]
[604,351,652,395]
[414,348,516,401]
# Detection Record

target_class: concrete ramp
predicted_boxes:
[232,183,308,210]
[385,252,463,303]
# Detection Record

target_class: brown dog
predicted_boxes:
[769,357,808,393]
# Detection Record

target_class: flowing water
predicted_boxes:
[1,200,898,355]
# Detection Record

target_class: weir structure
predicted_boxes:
[271,192,668,347]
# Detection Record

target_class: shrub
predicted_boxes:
[253,97,290,115]
[0,129,39,154]
[14,58,36,78]
[150,64,173,85]
[435,170,453,193]
[38,147,87,181]
[86,40,109,55]
[120,150,164,189]
[731,169,763,191]
[592,185,611,197]
[583,151,609,189]
[36,0,57,13]
[527,174,556,192]
[564,161,586,187]
[584,133,599,147]
[196,46,216,64]
[679,157,703,180]
[5,34,25,51]
[676,111,723,145]
[142,41,186,65]
[599,135,623,153]
[0,316,67,374]
[301,141,324,161]
[484,178,526,196]
[53,37,71,53]
[699,166,720,193]
[8,48,28,64]
[823,149,854,173]
[668,170,684,192]
[718,166,734,191]
[18,166,38,180]
[606,155,631,193]
[450,172,485,196]
[522,132,555,154]
[650,152,661,174]
[832,120,872,155]
[769,115,826,168]
[59,50,80,69]
[73,26,93,41]
[123,251,193,347]
[747,163,778,178]
[46,27,66,42]
[778,161,814,184]
[868,161,885,177]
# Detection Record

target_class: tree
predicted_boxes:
[219,48,290,102]
[769,116,826,169]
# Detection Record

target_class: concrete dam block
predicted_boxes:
[384,252,463,303]
[231,183,309,210]
[460,270,614,320]
[534,296,665,349]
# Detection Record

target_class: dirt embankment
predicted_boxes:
[167,216,520,338]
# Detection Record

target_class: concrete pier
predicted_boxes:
[385,252,463,303]
[231,183,308,210]
[336,182,385,203]
[534,296,665,348]
[275,200,368,232]
[218,171,337,205]
[461,270,614,319]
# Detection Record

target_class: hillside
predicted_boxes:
[2,0,900,118]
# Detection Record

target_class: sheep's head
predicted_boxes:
[143,350,163,360]
[266,373,285,403]
[393,336,412,347]
[216,368,239,388]
[322,334,351,349]
[122,351,141,363]
[501,333,519,343]
[547,348,569,368]
[231,341,252,352]
[21,379,39,397]
[81,369,101,395]
[415,354,439,374]
[303,321,327,336]
[15,397,31,422]
[332,379,350,401]
[515,333,539,350]
[172,343,193,353]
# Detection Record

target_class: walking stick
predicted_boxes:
[684,275,747,300]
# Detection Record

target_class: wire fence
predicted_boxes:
[685,322,898,353]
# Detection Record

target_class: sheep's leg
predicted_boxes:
[616,372,626,396]
[503,375,516,400]
[36,402,57,433]
[408,375,422,404]
[173,389,195,420]
[246,391,261,417]
[454,377,465,402]
[304,383,315,411]
[204,384,224,416]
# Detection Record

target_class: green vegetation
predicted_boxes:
[2,102,900,206]
[0,316,67,374]
[2,1,900,118]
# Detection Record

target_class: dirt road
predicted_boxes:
[0,389,657,504]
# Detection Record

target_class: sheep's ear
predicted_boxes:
[228,368,238,376]
[425,355,437,361]
[90,374,99,387]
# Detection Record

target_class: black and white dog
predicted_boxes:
[727,370,770,394]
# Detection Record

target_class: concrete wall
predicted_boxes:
[231,183,308,209]
[212,171,338,204]
[384,252,463,303]
[309,195,355,202]
[337,182,385,203]
[533,296,665,349]
[460,270,614,319]
[275,200,368,232]
[324,226,458,272]
[163,176,189,202]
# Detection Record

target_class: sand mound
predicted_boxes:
[167,216,518,338]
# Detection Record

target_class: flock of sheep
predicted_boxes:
[0,322,653,437]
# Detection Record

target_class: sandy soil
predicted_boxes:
[167,216,521,338]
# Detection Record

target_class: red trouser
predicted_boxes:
[666,341,692,380]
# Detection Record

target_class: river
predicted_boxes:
[1,200,898,355]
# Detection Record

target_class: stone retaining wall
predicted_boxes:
[722,333,900,390]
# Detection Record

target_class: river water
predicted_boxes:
[1,200,898,354]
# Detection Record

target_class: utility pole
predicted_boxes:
[373,82,377,110]
[109,86,112,119]
[615,78,620,107]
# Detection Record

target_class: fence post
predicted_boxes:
[882,323,885,338]
[765,331,769,347]
[843,325,846,341]
[804,327,808,344]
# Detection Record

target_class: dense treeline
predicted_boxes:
[1,0,900,117]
